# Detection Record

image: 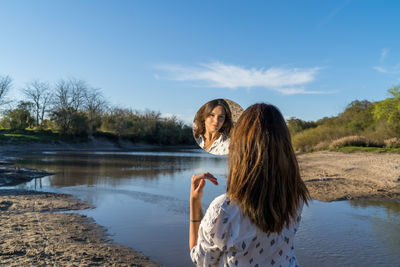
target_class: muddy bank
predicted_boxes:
[0,162,53,186]
[0,189,160,267]
[298,151,400,202]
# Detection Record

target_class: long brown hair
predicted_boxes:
[193,99,233,138]
[227,103,310,233]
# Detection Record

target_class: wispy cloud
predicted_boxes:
[373,66,387,73]
[155,61,326,95]
[278,87,333,95]
[374,48,400,74]
[316,0,352,31]
[373,65,400,74]
[380,48,389,62]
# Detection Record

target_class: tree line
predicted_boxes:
[287,85,400,152]
[0,75,194,145]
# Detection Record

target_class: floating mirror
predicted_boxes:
[193,99,244,155]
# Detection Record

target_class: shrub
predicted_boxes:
[314,140,331,151]
[329,136,384,149]
[292,125,351,152]
[287,117,317,135]
[384,138,400,148]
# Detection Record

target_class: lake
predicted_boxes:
[7,150,400,267]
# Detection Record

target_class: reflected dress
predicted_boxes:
[195,134,230,156]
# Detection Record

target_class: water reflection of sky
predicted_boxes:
[9,150,400,267]
[297,200,400,267]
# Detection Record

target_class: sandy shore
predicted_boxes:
[298,151,400,202]
[0,189,160,267]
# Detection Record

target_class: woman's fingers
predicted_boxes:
[190,173,218,201]
[192,173,219,186]
[202,173,218,185]
[196,179,205,191]
[204,172,218,185]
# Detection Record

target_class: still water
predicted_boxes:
[9,150,400,267]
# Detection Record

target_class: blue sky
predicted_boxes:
[1,0,400,124]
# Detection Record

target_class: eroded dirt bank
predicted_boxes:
[298,151,400,202]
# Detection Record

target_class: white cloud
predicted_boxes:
[316,0,352,31]
[374,48,400,74]
[373,66,389,73]
[278,87,333,95]
[380,48,389,62]
[373,64,400,74]
[155,61,324,95]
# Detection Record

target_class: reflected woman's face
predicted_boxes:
[204,105,226,134]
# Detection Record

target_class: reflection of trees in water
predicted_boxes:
[350,199,400,216]
[15,153,225,187]
[350,199,400,256]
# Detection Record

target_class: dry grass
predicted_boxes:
[292,125,352,152]
[329,136,384,149]
[384,137,400,148]
[314,140,331,151]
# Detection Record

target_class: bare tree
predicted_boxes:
[53,78,88,111]
[70,78,88,111]
[23,80,52,127]
[0,75,12,106]
[85,88,107,133]
[51,78,90,134]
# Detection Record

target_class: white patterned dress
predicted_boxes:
[190,194,303,267]
[196,134,230,156]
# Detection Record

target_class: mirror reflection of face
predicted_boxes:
[205,105,226,134]
[193,98,243,156]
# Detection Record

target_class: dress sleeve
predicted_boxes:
[190,198,231,267]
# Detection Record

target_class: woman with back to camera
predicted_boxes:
[193,99,233,155]
[189,103,310,267]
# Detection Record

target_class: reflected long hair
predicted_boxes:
[193,99,232,139]
[227,103,310,233]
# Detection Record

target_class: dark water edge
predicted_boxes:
[5,150,400,267]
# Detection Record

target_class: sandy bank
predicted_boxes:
[298,151,400,202]
[0,189,160,267]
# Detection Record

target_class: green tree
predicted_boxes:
[338,100,375,132]
[84,88,107,134]
[287,117,317,135]
[51,107,89,135]
[1,101,35,130]
[101,108,136,137]
[51,78,89,135]
[373,85,400,136]
[69,111,89,135]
